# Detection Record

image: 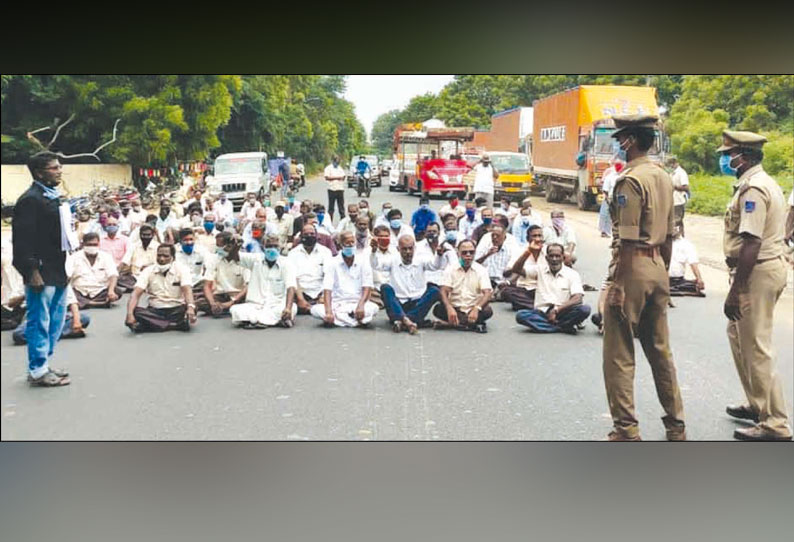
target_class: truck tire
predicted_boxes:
[545,180,558,203]
[408,179,415,195]
[389,184,395,192]
[576,188,587,210]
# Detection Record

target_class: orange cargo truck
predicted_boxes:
[532,85,668,210]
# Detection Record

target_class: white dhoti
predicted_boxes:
[230,299,296,326]
[310,300,379,327]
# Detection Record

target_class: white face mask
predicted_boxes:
[83,246,99,256]
[153,263,172,274]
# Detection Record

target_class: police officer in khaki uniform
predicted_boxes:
[602,114,686,441]
[719,130,792,441]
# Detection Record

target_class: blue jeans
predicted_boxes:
[14,312,90,345]
[24,285,68,378]
[516,304,591,333]
[381,284,440,324]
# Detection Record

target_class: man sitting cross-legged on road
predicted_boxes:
[433,239,493,333]
[311,231,379,328]
[372,234,450,334]
[200,231,249,317]
[125,244,197,333]
[515,243,591,334]
[502,224,545,311]
[288,224,334,314]
[117,223,159,292]
[69,232,122,310]
[229,234,297,329]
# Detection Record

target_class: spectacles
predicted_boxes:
[460,250,475,255]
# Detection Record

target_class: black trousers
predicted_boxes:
[433,303,493,327]
[327,190,345,219]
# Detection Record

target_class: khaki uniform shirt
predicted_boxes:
[70,249,119,297]
[122,239,160,276]
[135,262,192,309]
[723,164,786,260]
[611,156,674,246]
[440,262,491,312]
[203,254,250,295]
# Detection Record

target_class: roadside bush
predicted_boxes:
[688,172,793,216]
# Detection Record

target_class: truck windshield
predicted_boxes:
[594,131,615,155]
[490,154,530,173]
[215,158,262,175]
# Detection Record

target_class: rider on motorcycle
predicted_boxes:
[355,155,372,196]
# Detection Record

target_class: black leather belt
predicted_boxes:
[725,256,780,268]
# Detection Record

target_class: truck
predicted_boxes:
[531,85,668,210]
[208,152,272,210]
[392,124,474,198]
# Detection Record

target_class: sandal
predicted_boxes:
[29,370,71,387]
[392,321,403,333]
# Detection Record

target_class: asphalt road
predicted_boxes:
[2,176,792,440]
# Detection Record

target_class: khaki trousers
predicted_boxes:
[728,257,791,436]
[603,252,685,438]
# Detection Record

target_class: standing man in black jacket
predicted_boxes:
[13,151,74,387]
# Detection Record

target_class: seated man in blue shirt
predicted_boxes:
[410,196,439,241]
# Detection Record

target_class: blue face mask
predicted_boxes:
[719,153,741,176]
[203,222,215,234]
[181,243,194,255]
[483,217,493,226]
[104,225,119,235]
[341,246,355,258]
[465,209,475,219]
[265,248,279,262]
[613,139,628,162]
[390,219,402,230]
[317,213,325,223]
[215,247,228,258]
[445,230,458,242]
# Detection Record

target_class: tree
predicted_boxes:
[371,110,402,156]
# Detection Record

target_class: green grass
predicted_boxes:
[688,172,793,216]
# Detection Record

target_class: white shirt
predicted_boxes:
[494,205,519,223]
[388,223,415,245]
[601,168,620,199]
[507,248,543,290]
[203,254,249,295]
[239,200,263,221]
[175,244,209,286]
[297,164,305,175]
[472,163,496,194]
[474,233,519,279]
[511,211,544,245]
[1,242,25,305]
[671,166,689,207]
[69,249,119,297]
[371,251,446,303]
[415,239,456,284]
[324,164,347,191]
[460,216,482,240]
[213,199,235,223]
[323,255,374,304]
[155,213,179,238]
[316,214,336,236]
[242,221,279,249]
[669,237,699,278]
[439,204,465,221]
[526,261,584,311]
[239,253,296,306]
[271,214,295,249]
[359,246,397,287]
[543,225,577,254]
[336,216,358,238]
[287,243,333,298]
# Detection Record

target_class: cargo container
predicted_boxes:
[532,85,667,210]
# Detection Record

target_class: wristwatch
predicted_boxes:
[187,303,197,310]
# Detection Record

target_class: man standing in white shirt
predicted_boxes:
[598,160,623,237]
[434,239,493,333]
[297,162,306,187]
[668,228,705,297]
[311,231,379,327]
[668,157,690,235]
[372,234,448,334]
[323,156,347,222]
[471,153,499,209]
[288,224,333,313]
[515,243,590,333]
[230,235,297,329]
[68,232,122,309]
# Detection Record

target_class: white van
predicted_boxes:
[208,152,271,208]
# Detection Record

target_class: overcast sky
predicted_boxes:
[344,75,454,138]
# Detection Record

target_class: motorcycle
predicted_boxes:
[356,170,372,198]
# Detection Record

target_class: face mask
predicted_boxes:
[425,233,438,243]
[377,238,390,250]
[382,208,391,217]
[316,213,325,224]
[341,246,355,258]
[420,203,429,209]
[204,222,215,233]
[215,247,228,258]
[181,243,194,255]
[154,263,172,274]
[445,231,458,242]
[502,203,509,210]
[264,200,271,208]
[252,230,263,239]
[141,236,153,248]
[220,196,227,202]
[160,209,170,218]
[719,153,741,176]
[265,248,279,262]
[356,229,368,238]
[483,217,492,226]
[450,200,458,208]
[105,225,119,236]
[390,219,402,230]
[83,246,99,256]
[288,198,295,204]
[459,257,467,267]
[465,209,475,219]
[552,217,565,230]
[111,211,120,219]
[121,208,130,216]
[275,209,285,219]
[215,224,225,232]
[302,236,317,249]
